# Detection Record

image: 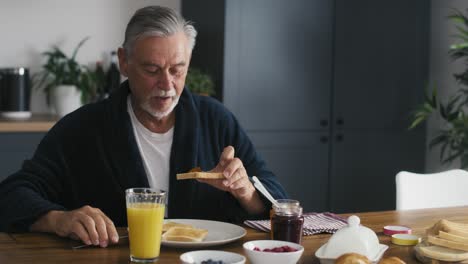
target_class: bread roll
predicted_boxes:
[379,256,406,264]
[335,253,370,264]
[162,227,208,242]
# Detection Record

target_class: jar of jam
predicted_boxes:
[271,199,304,244]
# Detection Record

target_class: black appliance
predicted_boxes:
[0,67,31,119]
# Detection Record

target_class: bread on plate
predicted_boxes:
[162,227,208,242]
[162,221,193,232]
[417,219,468,262]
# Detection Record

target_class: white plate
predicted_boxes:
[315,243,388,264]
[162,219,246,248]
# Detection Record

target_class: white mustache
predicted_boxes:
[153,89,176,97]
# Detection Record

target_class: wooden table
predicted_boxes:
[1,206,467,263]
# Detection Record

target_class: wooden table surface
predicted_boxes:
[1,206,467,263]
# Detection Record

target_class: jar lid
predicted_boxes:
[273,199,302,216]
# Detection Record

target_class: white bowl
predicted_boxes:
[180,250,246,264]
[243,240,304,264]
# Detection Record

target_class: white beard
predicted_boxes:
[140,89,180,120]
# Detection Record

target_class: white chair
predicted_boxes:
[395,169,468,210]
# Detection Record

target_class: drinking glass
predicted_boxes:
[126,188,166,263]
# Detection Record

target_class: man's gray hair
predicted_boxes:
[122,6,197,56]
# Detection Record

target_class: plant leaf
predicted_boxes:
[461,154,468,169]
[71,36,90,60]
[429,134,448,148]
[409,115,427,130]
[439,103,447,119]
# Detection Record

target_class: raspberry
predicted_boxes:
[283,246,297,252]
[256,245,298,253]
[272,247,284,252]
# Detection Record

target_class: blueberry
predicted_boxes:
[201,259,224,264]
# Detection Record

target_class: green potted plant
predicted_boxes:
[410,9,468,168]
[185,68,215,96]
[35,37,97,116]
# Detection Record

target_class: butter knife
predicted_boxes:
[71,235,128,249]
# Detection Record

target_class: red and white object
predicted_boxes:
[383,225,412,236]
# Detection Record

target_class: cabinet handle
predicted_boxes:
[320,136,328,143]
[320,119,329,127]
[336,134,344,142]
[336,118,344,126]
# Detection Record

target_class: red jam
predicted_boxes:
[271,200,304,244]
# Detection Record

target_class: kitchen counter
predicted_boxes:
[0,114,58,132]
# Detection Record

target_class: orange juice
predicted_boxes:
[127,203,165,259]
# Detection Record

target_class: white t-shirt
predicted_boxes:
[127,96,173,196]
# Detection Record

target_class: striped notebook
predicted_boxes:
[244,212,347,236]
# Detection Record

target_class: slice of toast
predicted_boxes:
[427,219,468,237]
[428,235,468,251]
[176,172,224,180]
[162,227,208,242]
[162,221,194,232]
[418,245,468,262]
[441,219,468,230]
[439,230,468,244]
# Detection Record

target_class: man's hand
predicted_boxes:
[201,146,253,199]
[30,206,119,247]
[197,146,266,214]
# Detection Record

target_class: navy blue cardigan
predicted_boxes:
[0,81,287,231]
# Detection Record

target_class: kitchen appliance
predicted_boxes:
[0,67,31,119]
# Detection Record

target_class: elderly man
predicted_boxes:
[0,6,287,248]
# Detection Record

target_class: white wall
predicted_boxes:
[0,0,180,113]
[426,0,468,172]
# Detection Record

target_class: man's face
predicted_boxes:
[118,32,191,119]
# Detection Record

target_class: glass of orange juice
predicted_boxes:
[126,188,166,263]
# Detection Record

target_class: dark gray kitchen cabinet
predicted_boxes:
[223,0,334,213]
[329,0,428,212]
[0,133,44,182]
[182,0,428,213]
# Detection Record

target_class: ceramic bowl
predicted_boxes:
[179,250,246,264]
[243,240,304,264]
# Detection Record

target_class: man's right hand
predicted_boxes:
[30,206,119,247]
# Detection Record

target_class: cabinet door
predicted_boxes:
[223,0,334,211]
[0,133,44,182]
[224,0,333,131]
[329,130,425,213]
[249,132,330,212]
[333,0,429,130]
[330,0,429,212]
